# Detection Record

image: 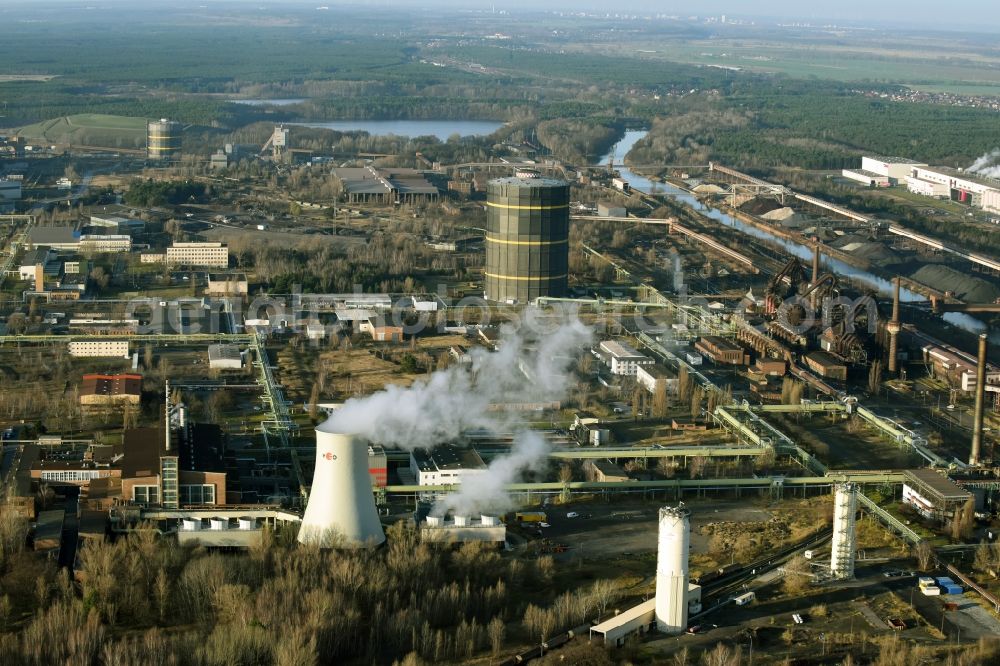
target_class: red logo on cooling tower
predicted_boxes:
[323,452,337,460]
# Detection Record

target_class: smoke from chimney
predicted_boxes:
[325,309,592,514]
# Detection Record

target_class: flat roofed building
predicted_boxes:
[694,336,750,365]
[842,169,890,187]
[29,226,79,249]
[410,445,487,486]
[80,373,142,407]
[207,344,243,369]
[584,459,630,482]
[861,156,926,181]
[122,425,227,508]
[89,215,145,233]
[206,273,248,296]
[804,351,848,381]
[79,234,132,253]
[68,340,130,359]
[599,340,654,375]
[636,363,678,394]
[911,166,1000,208]
[903,469,972,519]
[597,201,627,218]
[18,248,54,279]
[165,242,229,267]
[905,176,950,198]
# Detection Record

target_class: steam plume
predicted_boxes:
[435,430,549,517]
[323,309,592,514]
[968,149,1000,178]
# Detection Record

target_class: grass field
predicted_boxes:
[14,113,147,148]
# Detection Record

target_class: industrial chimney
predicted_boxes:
[887,277,902,375]
[298,422,386,548]
[655,505,690,634]
[970,333,989,466]
[811,242,821,285]
[830,483,858,580]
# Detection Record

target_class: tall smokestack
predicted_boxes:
[298,425,386,548]
[970,333,989,466]
[655,505,690,635]
[887,277,901,375]
[810,243,821,311]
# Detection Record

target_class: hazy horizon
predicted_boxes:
[4,0,1000,31]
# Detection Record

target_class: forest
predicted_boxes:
[626,86,1000,170]
[0,514,624,665]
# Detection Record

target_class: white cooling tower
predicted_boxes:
[830,483,858,580]
[297,425,386,548]
[655,505,690,634]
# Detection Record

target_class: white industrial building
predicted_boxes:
[207,344,243,369]
[841,169,890,187]
[419,514,506,544]
[983,189,1000,215]
[598,340,654,376]
[860,156,926,183]
[905,175,949,198]
[410,446,488,486]
[67,340,130,359]
[910,166,1000,209]
[636,363,678,395]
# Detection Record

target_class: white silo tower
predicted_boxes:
[297,421,386,548]
[655,505,691,634]
[830,483,858,580]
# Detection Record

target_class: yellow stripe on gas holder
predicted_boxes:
[486,201,569,211]
[485,236,568,246]
[484,272,568,281]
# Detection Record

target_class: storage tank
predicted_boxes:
[830,483,858,580]
[485,171,569,304]
[147,118,183,161]
[297,424,386,548]
[655,505,690,634]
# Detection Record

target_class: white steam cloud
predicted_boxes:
[968,149,1000,179]
[435,430,549,518]
[323,309,593,515]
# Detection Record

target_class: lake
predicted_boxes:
[288,119,505,140]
